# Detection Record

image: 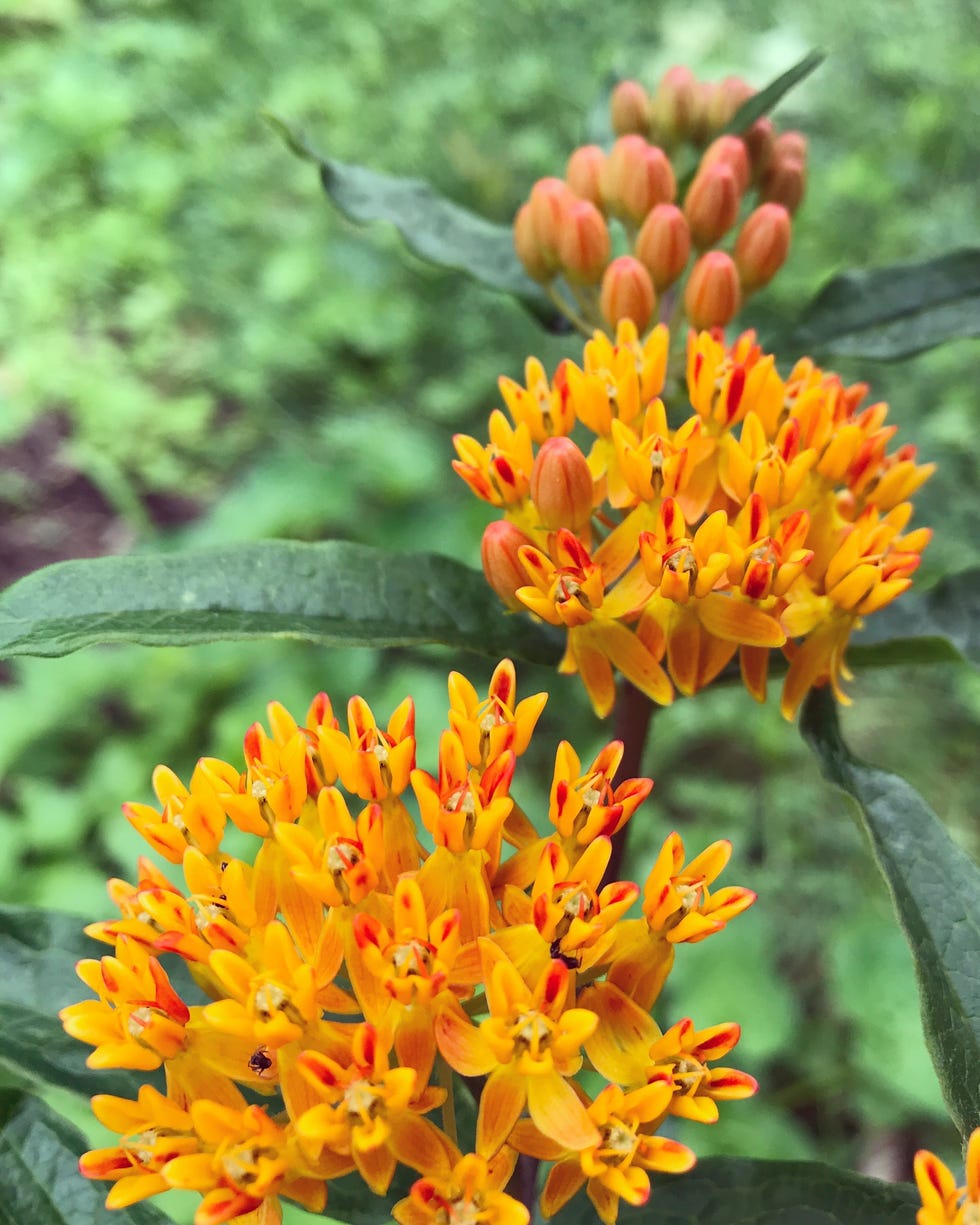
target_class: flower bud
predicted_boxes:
[735,203,792,291]
[706,76,754,131]
[760,155,806,214]
[528,177,575,263]
[700,134,751,194]
[565,144,605,207]
[684,251,742,330]
[743,117,775,180]
[513,202,552,282]
[558,199,611,284]
[619,143,676,224]
[481,520,535,610]
[635,203,691,290]
[530,437,595,531]
[600,256,656,333]
[773,130,808,164]
[649,65,699,144]
[610,79,650,136]
[684,161,740,248]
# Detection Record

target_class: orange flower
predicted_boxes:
[435,944,600,1156]
[914,1128,980,1225]
[394,1152,527,1225]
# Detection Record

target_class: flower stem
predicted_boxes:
[507,1153,540,1220]
[604,678,656,886]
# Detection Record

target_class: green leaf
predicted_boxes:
[0,1091,170,1224]
[801,687,980,1141]
[773,249,980,360]
[0,541,562,664]
[0,906,152,1099]
[848,568,980,668]
[555,1156,916,1224]
[265,113,557,320]
[724,51,825,134]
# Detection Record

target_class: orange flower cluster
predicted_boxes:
[513,70,804,337]
[460,325,932,718]
[914,1128,979,1225]
[62,661,756,1225]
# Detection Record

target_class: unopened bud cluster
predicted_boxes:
[515,68,806,336]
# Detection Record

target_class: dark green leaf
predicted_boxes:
[0,1091,170,1224]
[848,568,980,668]
[265,113,557,320]
[724,51,825,134]
[773,249,980,360]
[0,906,153,1099]
[555,1155,916,1225]
[802,688,980,1141]
[0,541,563,664]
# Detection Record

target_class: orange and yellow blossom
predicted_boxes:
[458,322,931,720]
[394,1152,527,1225]
[514,1078,696,1224]
[914,1128,980,1225]
[435,943,600,1156]
[67,658,758,1223]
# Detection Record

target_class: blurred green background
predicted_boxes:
[1,0,978,1216]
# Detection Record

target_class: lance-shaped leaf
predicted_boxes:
[0,1091,171,1224]
[0,541,563,664]
[772,248,980,360]
[265,112,559,323]
[724,50,825,134]
[553,1155,917,1224]
[0,906,154,1100]
[802,687,980,1141]
[848,567,980,669]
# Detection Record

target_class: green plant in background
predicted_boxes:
[1,5,978,1225]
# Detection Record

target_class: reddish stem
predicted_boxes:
[604,678,656,886]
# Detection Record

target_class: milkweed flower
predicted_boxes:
[914,1128,980,1225]
[457,322,931,718]
[64,661,755,1223]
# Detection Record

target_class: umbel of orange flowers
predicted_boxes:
[62,661,757,1225]
[460,67,932,719]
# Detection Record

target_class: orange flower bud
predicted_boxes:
[743,117,775,180]
[600,255,656,333]
[611,79,650,136]
[481,520,535,610]
[528,177,575,262]
[684,162,740,248]
[706,76,754,131]
[513,202,552,283]
[530,437,595,531]
[635,202,691,290]
[700,134,751,194]
[565,144,605,207]
[558,199,611,284]
[684,250,742,330]
[649,65,699,144]
[620,143,677,224]
[761,155,806,214]
[773,130,808,164]
[735,203,792,291]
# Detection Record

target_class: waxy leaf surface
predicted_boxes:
[0,541,562,664]
[802,688,980,1140]
[555,1155,917,1224]
[0,906,151,1099]
[774,248,980,360]
[0,1092,170,1225]
[266,113,556,319]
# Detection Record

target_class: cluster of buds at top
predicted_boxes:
[514,68,806,337]
[63,661,757,1225]
[461,325,932,719]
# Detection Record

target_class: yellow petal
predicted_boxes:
[526,1070,599,1151]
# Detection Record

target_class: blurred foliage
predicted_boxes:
[1,0,978,1215]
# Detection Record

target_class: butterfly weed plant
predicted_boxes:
[0,52,977,1225]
